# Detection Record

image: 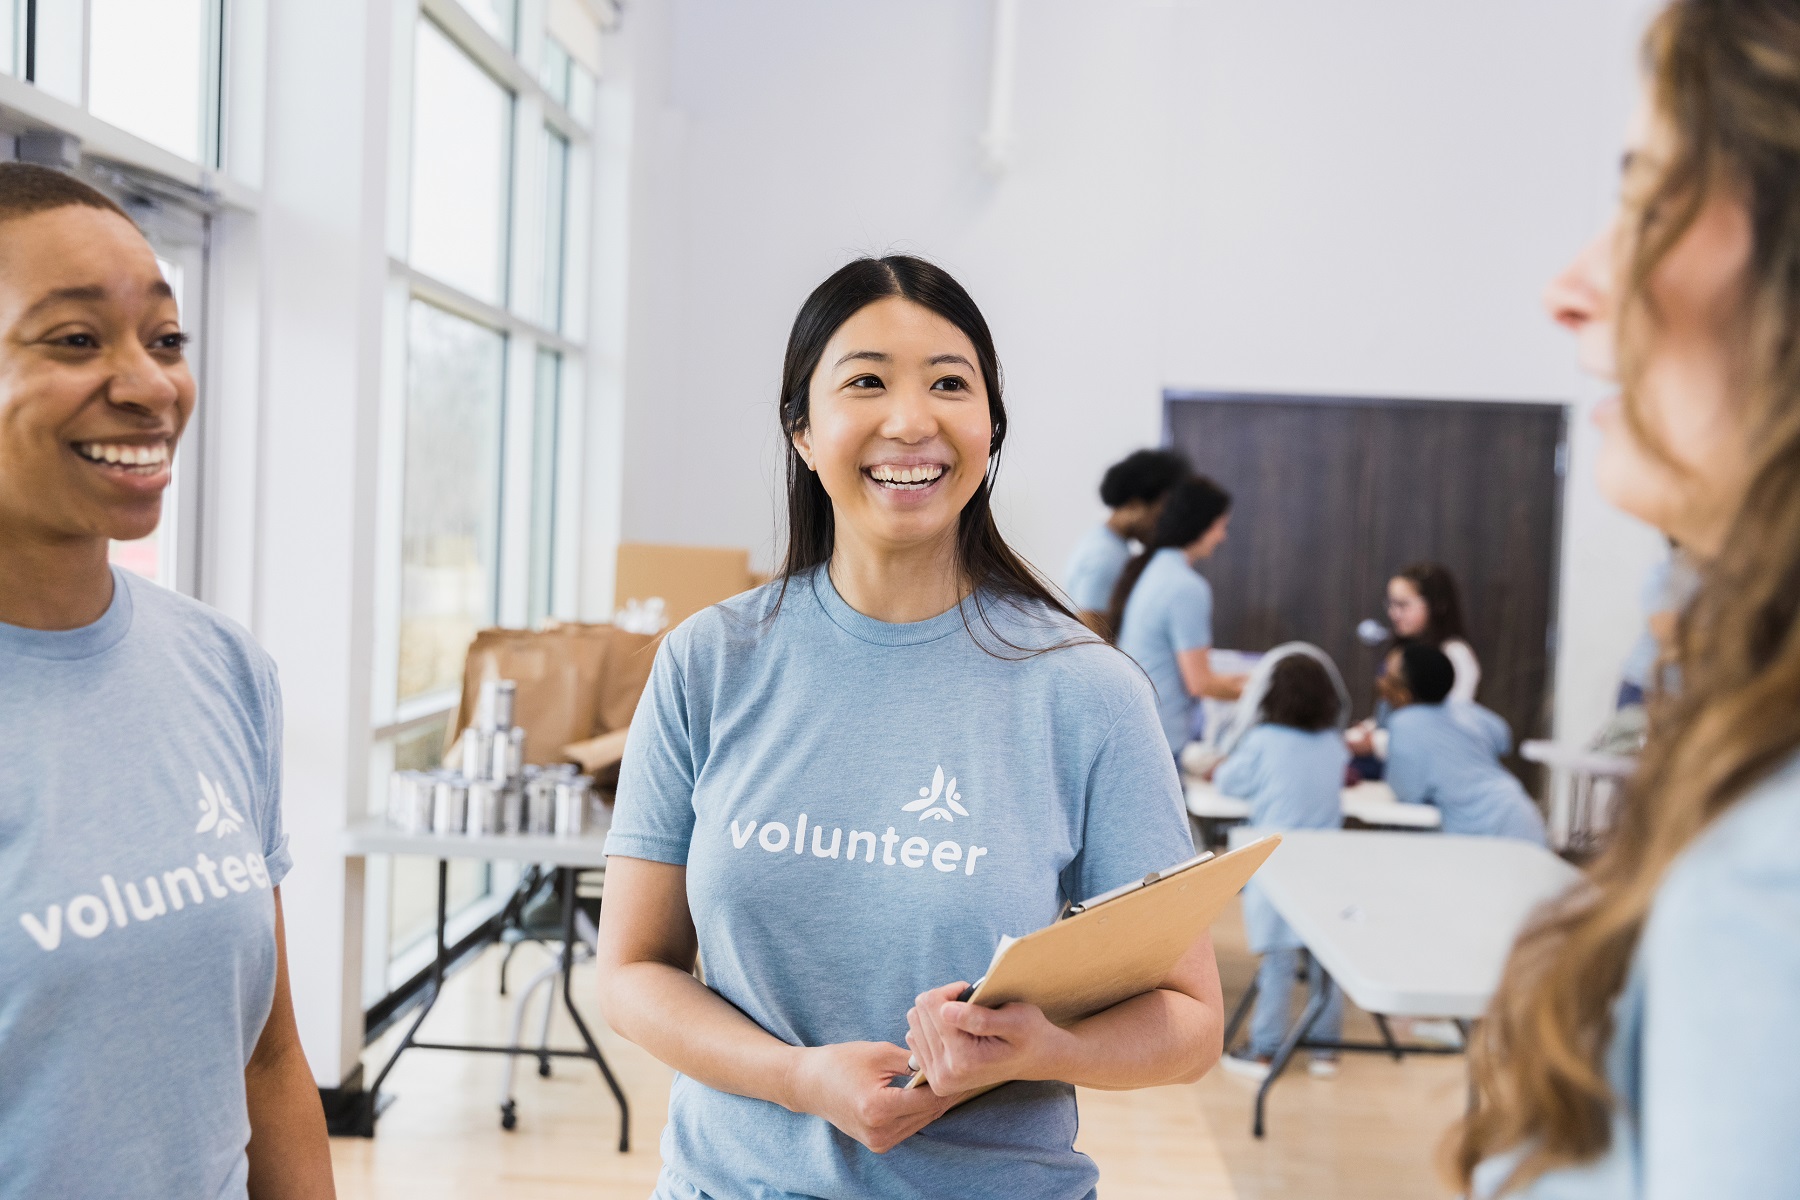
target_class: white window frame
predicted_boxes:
[362,0,596,1005]
[0,0,267,622]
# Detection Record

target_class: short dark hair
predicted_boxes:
[1262,655,1340,731]
[0,162,130,226]
[1098,449,1190,508]
[1399,643,1456,705]
[1105,475,1233,635]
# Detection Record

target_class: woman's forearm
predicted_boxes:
[599,959,806,1110]
[1036,986,1222,1090]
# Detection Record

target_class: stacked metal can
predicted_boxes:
[386,678,543,836]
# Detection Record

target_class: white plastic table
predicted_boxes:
[1521,739,1636,852]
[340,816,628,1148]
[1185,779,1442,836]
[1238,829,1580,1136]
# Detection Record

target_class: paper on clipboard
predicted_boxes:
[905,834,1282,1091]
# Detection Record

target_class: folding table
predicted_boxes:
[1236,829,1579,1136]
[341,816,631,1150]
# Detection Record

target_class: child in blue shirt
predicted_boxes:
[1213,652,1350,1078]
[1382,644,1547,844]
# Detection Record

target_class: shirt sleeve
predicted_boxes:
[1641,820,1800,1199]
[253,651,292,889]
[1213,729,1265,800]
[1063,682,1197,905]
[1064,540,1105,612]
[1383,714,1431,808]
[1168,573,1214,654]
[606,636,699,865]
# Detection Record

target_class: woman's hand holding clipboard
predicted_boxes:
[900,836,1283,1098]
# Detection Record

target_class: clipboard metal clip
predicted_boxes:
[1064,850,1216,917]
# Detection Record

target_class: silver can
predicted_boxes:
[432,775,470,835]
[554,776,593,837]
[525,777,558,835]
[460,728,495,782]
[500,783,526,835]
[466,780,501,836]
[477,678,517,732]
[389,771,434,834]
[491,725,525,782]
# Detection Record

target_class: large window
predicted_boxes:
[364,0,599,1004]
[87,0,213,162]
[410,19,513,306]
[399,301,506,701]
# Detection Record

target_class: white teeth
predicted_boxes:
[869,464,942,486]
[75,442,169,468]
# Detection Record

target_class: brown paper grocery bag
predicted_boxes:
[452,624,659,767]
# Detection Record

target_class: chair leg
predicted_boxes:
[1222,977,1259,1052]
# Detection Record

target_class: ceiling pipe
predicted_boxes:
[980,0,1020,175]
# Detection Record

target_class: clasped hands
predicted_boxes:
[786,982,1065,1155]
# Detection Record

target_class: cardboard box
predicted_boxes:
[614,542,759,628]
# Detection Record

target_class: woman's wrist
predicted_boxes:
[1020,1020,1083,1085]
[774,1043,815,1114]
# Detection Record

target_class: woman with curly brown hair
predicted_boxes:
[1452,1,1800,1195]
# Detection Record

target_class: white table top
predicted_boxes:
[342,814,612,868]
[1521,740,1636,777]
[1250,829,1580,1018]
[1184,779,1442,830]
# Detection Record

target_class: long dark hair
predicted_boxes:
[772,255,1087,654]
[1451,0,1800,1190]
[1104,476,1232,639]
[1394,561,1469,645]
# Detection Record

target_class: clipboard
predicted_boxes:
[905,834,1282,1090]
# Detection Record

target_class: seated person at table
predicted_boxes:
[1214,653,1351,1080]
[1382,645,1547,845]
[1063,448,1190,635]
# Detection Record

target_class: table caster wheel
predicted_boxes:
[538,1060,552,1078]
[500,1101,517,1131]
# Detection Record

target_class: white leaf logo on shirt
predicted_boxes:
[900,765,970,823]
[195,773,246,838]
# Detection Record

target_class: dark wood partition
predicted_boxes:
[1163,391,1567,749]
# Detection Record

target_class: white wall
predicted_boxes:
[607,0,1666,740]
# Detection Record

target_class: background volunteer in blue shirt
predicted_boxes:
[596,256,1221,1200]
[1110,476,1249,754]
[1380,644,1547,845]
[1061,447,1189,635]
[0,164,333,1198]
[1210,652,1351,1080]
[1451,3,1800,1194]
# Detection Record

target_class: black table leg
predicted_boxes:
[558,866,631,1153]
[1372,1012,1405,1062]
[1253,966,1334,1139]
[364,859,451,1128]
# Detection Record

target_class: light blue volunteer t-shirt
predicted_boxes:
[1385,702,1546,844]
[1062,523,1131,613]
[0,568,290,1200]
[1115,547,1214,753]
[607,568,1195,1200]
[1474,751,1800,1198]
[1214,724,1347,953]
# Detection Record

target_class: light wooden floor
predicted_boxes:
[331,901,1463,1199]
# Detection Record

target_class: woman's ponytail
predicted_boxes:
[1104,476,1231,640]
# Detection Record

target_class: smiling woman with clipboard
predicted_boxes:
[596,256,1226,1200]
